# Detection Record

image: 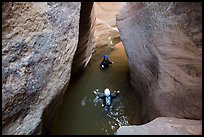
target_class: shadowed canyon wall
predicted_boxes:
[2,2,95,134]
[71,2,96,75]
[116,1,202,128]
[2,2,202,135]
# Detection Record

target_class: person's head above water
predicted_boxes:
[104,88,110,96]
[104,54,108,59]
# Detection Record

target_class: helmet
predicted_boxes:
[104,54,108,59]
[104,88,110,96]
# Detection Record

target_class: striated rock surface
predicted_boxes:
[116,2,202,124]
[93,2,124,58]
[94,17,120,49]
[2,2,95,135]
[116,117,202,135]
[71,2,96,75]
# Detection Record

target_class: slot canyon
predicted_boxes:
[2,2,202,135]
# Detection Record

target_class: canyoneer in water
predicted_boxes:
[94,88,119,112]
[100,54,114,69]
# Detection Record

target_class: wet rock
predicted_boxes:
[2,2,95,135]
[116,117,202,135]
[116,2,202,123]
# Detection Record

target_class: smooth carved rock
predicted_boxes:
[2,2,95,135]
[116,2,202,123]
[92,2,123,62]
[94,2,125,28]
[94,17,120,49]
[116,117,202,135]
[71,2,96,75]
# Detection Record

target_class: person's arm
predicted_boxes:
[94,90,106,106]
[108,59,113,64]
[94,89,104,96]
[98,93,105,99]
[111,91,119,98]
[94,90,105,100]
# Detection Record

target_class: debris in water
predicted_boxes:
[80,96,87,106]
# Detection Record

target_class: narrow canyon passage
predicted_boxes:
[51,42,140,135]
[2,2,202,135]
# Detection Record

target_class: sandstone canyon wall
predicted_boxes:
[2,2,95,134]
[71,2,96,75]
[93,2,124,59]
[116,2,202,124]
[94,2,125,28]
[116,117,202,135]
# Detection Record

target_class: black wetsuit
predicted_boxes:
[97,92,119,111]
[100,58,112,68]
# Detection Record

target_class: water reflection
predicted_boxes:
[51,43,140,135]
[77,88,131,135]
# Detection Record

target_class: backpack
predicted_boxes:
[105,96,111,106]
